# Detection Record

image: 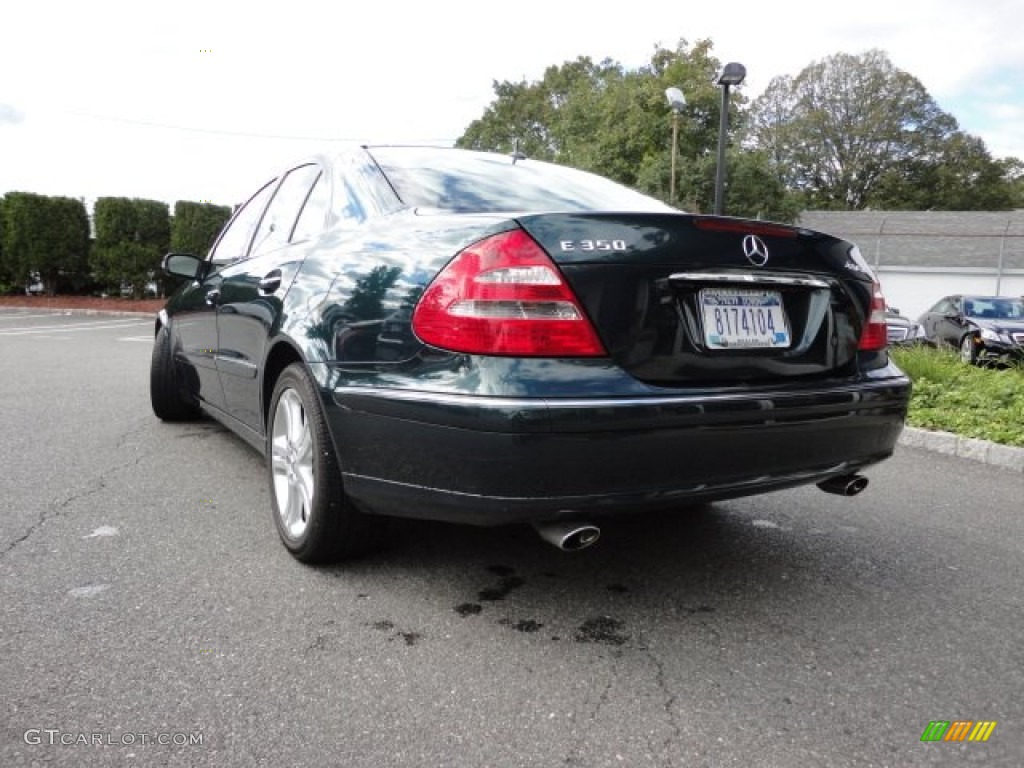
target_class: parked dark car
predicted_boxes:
[918,294,1024,365]
[885,306,928,346]
[151,146,911,562]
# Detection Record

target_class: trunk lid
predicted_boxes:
[516,212,878,385]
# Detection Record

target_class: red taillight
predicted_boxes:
[412,229,606,357]
[858,282,888,351]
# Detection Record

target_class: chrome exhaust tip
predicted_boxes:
[532,520,601,551]
[817,474,869,497]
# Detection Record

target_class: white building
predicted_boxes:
[799,211,1024,321]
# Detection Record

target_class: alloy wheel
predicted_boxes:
[270,388,315,539]
[960,335,975,364]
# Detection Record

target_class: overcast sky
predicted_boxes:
[2,0,1022,210]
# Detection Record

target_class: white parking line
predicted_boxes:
[0,319,150,336]
[118,336,153,343]
[0,318,144,333]
[0,313,74,321]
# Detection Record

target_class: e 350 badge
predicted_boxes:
[559,239,627,252]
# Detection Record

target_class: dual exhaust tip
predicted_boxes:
[533,473,867,550]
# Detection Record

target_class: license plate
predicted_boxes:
[700,289,790,349]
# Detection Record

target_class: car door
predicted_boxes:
[919,298,940,338]
[921,297,951,344]
[172,179,277,411]
[216,164,326,431]
[935,296,967,346]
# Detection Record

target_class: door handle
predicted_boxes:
[205,288,221,306]
[259,270,282,294]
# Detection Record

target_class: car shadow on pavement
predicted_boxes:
[315,498,940,647]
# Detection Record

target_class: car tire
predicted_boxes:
[150,325,201,421]
[267,363,385,563]
[960,334,979,365]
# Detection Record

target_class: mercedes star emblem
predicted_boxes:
[742,234,769,267]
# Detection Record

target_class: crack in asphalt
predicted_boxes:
[563,664,617,766]
[1,441,155,560]
[644,642,683,768]
[590,673,615,724]
[114,417,154,451]
[1,476,107,559]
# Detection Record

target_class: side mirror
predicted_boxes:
[162,253,205,280]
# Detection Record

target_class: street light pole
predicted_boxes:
[670,110,679,203]
[713,62,746,216]
[664,87,685,207]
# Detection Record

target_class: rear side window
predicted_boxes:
[334,151,404,217]
[250,164,321,256]
[368,147,672,214]
[291,172,328,243]
[209,179,277,267]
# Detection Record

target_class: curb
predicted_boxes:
[899,426,1024,473]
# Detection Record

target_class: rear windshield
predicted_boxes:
[367,147,673,214]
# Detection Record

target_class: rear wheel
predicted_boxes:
[267,363,384,563]
[960,334,978,365]
[150,325,200,421]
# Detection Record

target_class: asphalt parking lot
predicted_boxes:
[1,308,1022,767]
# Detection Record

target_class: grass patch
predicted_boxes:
[890,345,1024,447]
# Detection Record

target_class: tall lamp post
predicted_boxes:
[664,87,686,206]
[714,62,746,215]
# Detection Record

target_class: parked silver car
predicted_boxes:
[885,307,928,346]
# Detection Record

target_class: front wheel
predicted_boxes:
[267,363,384,563]
[960,334,978,365]
[150,325,200,421]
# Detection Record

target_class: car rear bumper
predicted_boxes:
[324,374,911,525]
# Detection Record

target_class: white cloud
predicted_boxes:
[0,103,25,125]
[1,0,1022,206]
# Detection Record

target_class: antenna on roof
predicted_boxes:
[511,138,526,164]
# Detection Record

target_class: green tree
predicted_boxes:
[46,196,92,292]
[165,200,231,296]
[170,201,231,257]
[0,196,8,291]
[135,198,171,254]
[723,150,804,222]
[92,197,170,297]
[457,41,799,221]
[0,193,42,289]
[748,50,971,210]
[0,192,89,294]
[869,132,1018,210]
[1005,158,1024,208]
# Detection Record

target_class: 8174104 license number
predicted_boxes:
[700,289,790,349]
